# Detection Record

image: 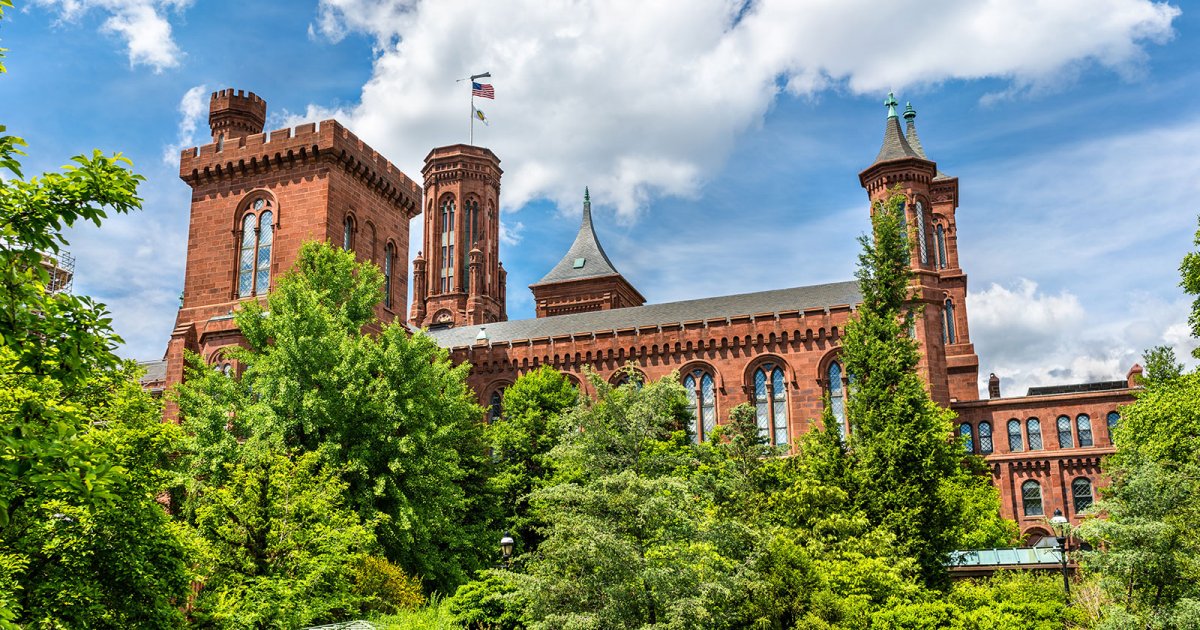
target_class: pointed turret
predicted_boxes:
[873,92,920,164]
[529,188,645,318]
[903,102,927,159]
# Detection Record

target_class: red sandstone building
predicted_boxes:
[146,89,1137,542]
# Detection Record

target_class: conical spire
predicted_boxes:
[873,91,919,164]
[903,102,927,159]
[533,187,622,285]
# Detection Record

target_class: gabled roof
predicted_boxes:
[532,189,624,286]
[423,280,861,348]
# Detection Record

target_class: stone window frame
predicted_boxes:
[233,190,277,299]
[342,211,357,251]
[817,351,852,440]
[1021,479,1044,517]
[483,380,512,424]
[679,361,720,444]
[383,240,397,311]
[745,355,793,448]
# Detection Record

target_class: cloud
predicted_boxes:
[161,84,208,163]
[302,0,1179,219]
[33,0,192,72]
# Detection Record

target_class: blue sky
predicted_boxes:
[2,0,1197,396]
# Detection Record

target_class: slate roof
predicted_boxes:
[532,191,624,286]
[874,114,920,164]
[139,360,167,386]
[424,280,861,348]
[905,110,952,181]
[1026,380,1129,397]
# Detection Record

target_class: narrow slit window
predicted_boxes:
[936,224,948,269]
[829,361,846,440]
[384,242,395,309]
[916,202,928,265]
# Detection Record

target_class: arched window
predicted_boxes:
[383,242,395,309]
[915,202,928,265]
[1076,414,1093,447]
[487,390,503,423]
[1107,411,1120,431]
[1022,480,1044,516]
[463,199,479,292]
[365,222,377,261]
[440,198,455,293]
[1072,477,1093,513]
[754,363,789,447]
[978,421,994,454]
[683,368,716,443]
[959,423,974,453]
[828,361,847,439]
[1056,415,1073,448]
[237,198,273,298]
[343,214,355,251]
[943,299,957,344]
[936,224,948,269]
[1026,417,1043,450]
[1007,419,1023,452]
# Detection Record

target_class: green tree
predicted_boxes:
[176,241,495,591]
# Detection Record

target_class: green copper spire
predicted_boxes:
[584,186,590,203]
[903,101,916,121]
[884,92,898,118]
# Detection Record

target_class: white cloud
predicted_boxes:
[303,0,1178,220]
[161,84,207,163]
[34,0,192,72]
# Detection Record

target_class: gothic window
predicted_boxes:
[1107,411,1120,431]
[1007,419,1023,452]
[463,199,479,292]
[343,214,355,251]
[943,299,957,344]
[1076,414,1094,447]
[1022,480,1044,516]
[754,362,789,447]
[828,361,848,440]
[1027,417,1044,451]
[915,202,928,265]
[384,242,395,309]
[978,421,994,454]
[683,368,716,443]
[936,224,948,269]
[487,389,504,423]
[440,198,456,293]
[1072,477,1094,513]
[1057,415,1073,448]
[959,423,974,453]
[237,198,274,298]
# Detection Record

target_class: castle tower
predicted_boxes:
[858,93,967,405]
[412,145,506,328]
[529,188,645,317]
[162,89,422,418]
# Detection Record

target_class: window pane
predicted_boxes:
[1072,478,1093,513]
[916,202,928,265]
[1027,418,1043,451]
[772,368,787,447]
[488,391,503,423]
[239,214,256,297]
[684,374,698,444]
[1076,415,1093,447]
[1022,481,1043,516]
[828,362,845,439]
[754,369,769,440]
[1057,415,1073,448]
[255,211,272,294]
[979,421,993,454]
[1107,411,1120,430]
[343,216,353,250]
[701,373,716,441]
[384,243,394,309]
[936,225,947,269]
[959,423,974,453]
[944,300,957,344]
[1007,419,1023,452]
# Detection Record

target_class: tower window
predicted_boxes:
[936,224,947,269]
[1057,415,1073,448]
[463,199,479,292]
[256,210,272,294]
[959,423,974,454]
[1007,419,1023,452]
[237,198,274,298]
[487,389,504,423]
[754,362,789,447]
[828,361,848,440]
[978,421,994,454]
[1022,480,1044,516]
[1072,477,1093,513]
[384,242,395,309]
[683,368,717,443]
[943,299,957,344]
[1076,414,1093,447]
[343,214,355,251]
[916,202,928,265]
[440,198,456,293]
[1026,417,1043,451]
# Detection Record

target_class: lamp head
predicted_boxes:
[500,532,515,557]
[1050,508,1069,526]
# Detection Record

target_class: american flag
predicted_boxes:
[472,82,495,99]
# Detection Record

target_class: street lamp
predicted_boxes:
[499,531,515,569]
[1050,508,1070,600]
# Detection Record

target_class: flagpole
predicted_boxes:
[470,90,475,146]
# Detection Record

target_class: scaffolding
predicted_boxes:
[43,250,75,294]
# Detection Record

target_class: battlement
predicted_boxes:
[180,118,423,217]
[422,144,503,181]
[209,89,267,142]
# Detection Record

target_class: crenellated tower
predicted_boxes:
[411,144,506,328]
[858,93,979,405]
[208,89,266,145]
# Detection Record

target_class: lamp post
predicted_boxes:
[1050,508,1070,600]
[499,531,515,569]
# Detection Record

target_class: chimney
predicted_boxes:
[987,373,1001,399]
[1126,363,1143,388]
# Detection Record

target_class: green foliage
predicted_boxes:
[353,556,428,615]
[373,597,462,630]
[189,450,377,627]
[447,570,529,630]
[1181,216,1200,359]
[177,241,496,591]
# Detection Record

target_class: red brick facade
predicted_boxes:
[158,89,1135,540]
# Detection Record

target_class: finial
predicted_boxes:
[584,186,590,203]
[884,92,898,118]
[903,101,916,121]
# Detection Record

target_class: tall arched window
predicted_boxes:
[1022,480,1044,516]
[237,198,273,298]
[1007,419,1023,452]
[683,369,716,443]
[959,423,974,453]
[383,242,395,309]
[936,224,948,269]
[754,363,789,447]
[463,199,479,292]
[440,198,455,293]
[1107,411,1120,431]
[487,390,503,423]
[343,214,355,250]
[828,361,847,439]
[1026,417,1043,450]
[1072,477,1093,513]
[1076,414,1093,447]
[1056,415,1073,448]
[978,421,994,454]
[915,202,928,265]
[943,299,957,344]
